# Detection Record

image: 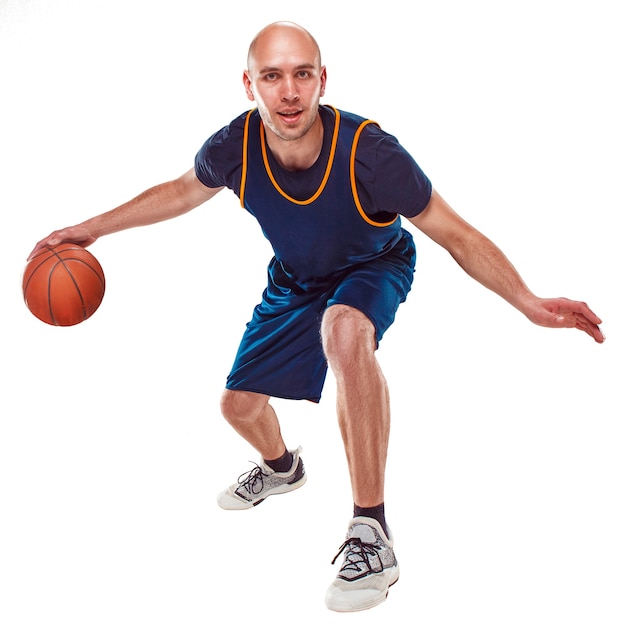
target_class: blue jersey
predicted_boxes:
[195,105,430,400]
[195,105,432,288]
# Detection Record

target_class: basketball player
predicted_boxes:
[29,22,604,612]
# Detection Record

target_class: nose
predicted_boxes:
[281,76,299,102]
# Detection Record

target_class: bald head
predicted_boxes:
[242,21,327,155]
[247,21,322,72]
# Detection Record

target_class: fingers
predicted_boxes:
[574,312,606,343]
[575,301,603,326]
[542,298,605,343]
[27,227,95,261]
[27,236,56,261]
[556,310,605,343]
[566,301,605,343]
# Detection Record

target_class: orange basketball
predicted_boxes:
[23,243,106,326]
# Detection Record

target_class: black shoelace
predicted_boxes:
[237,464,269,496]
[331,537,382,575]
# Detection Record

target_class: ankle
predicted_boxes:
[354,502,388,537]
[264,448,293,473]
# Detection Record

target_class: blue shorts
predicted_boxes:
[225,229,416,402]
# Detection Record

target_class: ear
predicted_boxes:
[243,70,255,102]
[319,66,327,97]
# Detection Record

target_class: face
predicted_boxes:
[243,24,327,144]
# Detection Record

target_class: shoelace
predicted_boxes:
[331,537,381,574]
[237,464,269,496]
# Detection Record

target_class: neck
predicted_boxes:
[265,113,324,171]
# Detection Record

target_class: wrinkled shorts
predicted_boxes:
[225,228,416,402]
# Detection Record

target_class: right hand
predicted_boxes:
[28,225,97,261]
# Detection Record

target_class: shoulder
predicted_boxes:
[199,110,252,157]
[195,110,254,189]
[334,109,412,161]
[348,112,415,172]
[349,115,433,218]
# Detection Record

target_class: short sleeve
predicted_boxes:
[194,112,248,192]
[355,125,432,219]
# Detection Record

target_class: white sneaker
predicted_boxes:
[216,446,306,510]
[325,517,399,612]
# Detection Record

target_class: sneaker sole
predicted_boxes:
[217,473,307,510]
[325,566,400,612]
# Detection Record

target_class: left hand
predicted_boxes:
[523,297,605,343]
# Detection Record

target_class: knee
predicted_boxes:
[220,389,268,425]
[321,305,377,368]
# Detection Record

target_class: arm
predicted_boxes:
[409,190,605,343]
[28,168,223,259]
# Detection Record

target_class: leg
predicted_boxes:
[220,389,286,462]
[322,304,399,612]
[217,389,306,510]
[320,304,390,508]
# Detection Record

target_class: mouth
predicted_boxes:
[277,109,303,124]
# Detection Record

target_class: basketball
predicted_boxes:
[23,243,106,326]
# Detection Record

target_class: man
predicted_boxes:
[29,22,604,612]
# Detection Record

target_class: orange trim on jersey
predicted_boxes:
[239,109,255,208]
[350,120,399,227]
[259,105,341,205]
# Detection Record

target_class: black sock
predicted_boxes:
[354,502,388,537]
[264,448,293,473]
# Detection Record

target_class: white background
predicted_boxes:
[1,1,624,624]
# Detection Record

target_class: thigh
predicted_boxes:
[225,259,329,403]
[327,229,416,343]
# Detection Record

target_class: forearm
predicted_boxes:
[450,230,537,313]
[410,190,538,314]
[29,169,221,259]
[82,178,201,238]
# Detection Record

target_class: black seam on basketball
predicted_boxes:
[47,263,57,325]
[55,258,105,286]
[51,260,89,323]
[23,255,58,295]
[47,246,104,325]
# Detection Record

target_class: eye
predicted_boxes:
[264,72,279,81]
[297,70,310,79]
